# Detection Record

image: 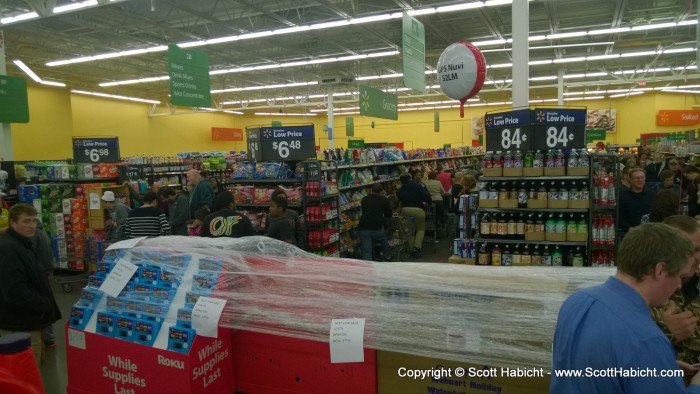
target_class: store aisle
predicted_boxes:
[42,276,80,394]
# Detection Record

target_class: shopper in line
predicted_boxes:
[647,189,680,223]
[209,176,223,196]
[690,174,700,218]
[101,190,130,241]
[645,152,665,183]
[397,171,431,258]
[449,172,464,212]
[0,204,61,366]
[264,189,302,245]
[551,223,700,393]
[266,195,296,245]
[200,191,254,238]
[651,215,700,366]
[668,159,683,185]
[186,169,214,218]
[619,166,632,192]
[158,186,190,236]
[619,168,655,232]
[422,171,447,225]
[652,169,682,196]
[187,206,209,236]
[435,165,452,193]
[124,191,172,238]
[357,184,392,261]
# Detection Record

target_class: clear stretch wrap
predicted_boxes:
[76,236,613,369]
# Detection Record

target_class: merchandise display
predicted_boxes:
[65,235,612,372]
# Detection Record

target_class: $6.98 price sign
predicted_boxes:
[72,137,120,164]
[84,148,110,162]
[272,140,302,159]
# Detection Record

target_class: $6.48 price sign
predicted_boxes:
[272,140,302,159]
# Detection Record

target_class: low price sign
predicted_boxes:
[531,108,586,150]
[484,109,532,152]
[72,137,120,163]
[260,125,315,161]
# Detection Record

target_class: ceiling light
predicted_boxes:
[407,8,437,16]
[678,20,699,26]
[253,112,317,116]
[529,60,553,65]
[223,110,244,115]
[547,31,588,40]
[485,0,512,6]
[620,51,659,57]
[530,76,557,81]
[472,39,508,46]
[588,27,631,35]
[211,81,318,94]
[71,90,160,104]
[609,91,645,98]
[437,2,484,12]
[553,57,586,63]
[661,89,700,94]
[40,81,67,87]
[663,48,696,54]
[489,63,513,68]
[13,60,41,83]
[631,22,677,31]
[528,35,547,42]
[349,14,397,24]
[54,0,98,13]
[0,12,39,25]
[586,54,620,60]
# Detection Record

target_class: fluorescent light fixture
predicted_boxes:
[583,96,606,100]
[586,54,620,60]
[588,27,631,35]
[563,74,586,79]
[437,2,484,12]
[349,14,397,24]
[529,35,547,42]
[473,39,508,46]
[585,72,609,77]
[489,63,513,68]
[609,91,645,98]
[223,110,244,115]
[631,22,677,31]
[553,57,586,63]
[0,12,39,25]
[530,76,558,81]
[13,60,42,83]
[253,112,317,116]
[71,90,160,104]
[621,51,658,57]
[547,31,588,40]
[407,8,437,16]
[54,0,98,13]
[663,48,696,54]
[211,81,318,94]
[678,20,699,26]
[100,75,169,87]
[529,60,553,65]
[40,81,67,87]
[661,89,700,94]
[485,0,512,6]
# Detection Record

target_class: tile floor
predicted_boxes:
[38,237,455,394]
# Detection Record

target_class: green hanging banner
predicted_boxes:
[346,117,354,137]
[434,111,440,133]
[167,44,211,108]
[586,129,606,143]
[271,121,282,127]
[348,139,365,149]
[0,75,30,123]
[359,85,398,120]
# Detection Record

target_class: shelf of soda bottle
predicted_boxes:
[592,168,618,206]
[478,211,588,243]
[473,242,589,266]
[305,204,339,223]
[478,179,591,210]
[481,149,590,177]
[591,212,616,247]
[304,180,339,198]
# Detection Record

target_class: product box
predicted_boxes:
[525,231,545,241]
[543,167,565,176]
[482,168,502,177]
[479,199,499,208]
[522,168,543,177]
[567,167,589,176]
[526,199,547,209]
[502,167,522,177]
[33,199,43,215]
[448,256,475,265]
[567,232,588,242]
[66,326,234,394]
[231,330,376,394]
[80,164,93,179]
[377,350,549,394]
[568,199,589,209]
[498,198,518,209]
[547,200,568,209]
[545,233,567,242]
[92,165,101,179]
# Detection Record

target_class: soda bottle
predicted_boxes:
[518,185,528,208]
[565,248,574,267]
[514,150,523,168]
[577,214,588,235]
[573,247,584,267]
[533,150,544,168]
[507,214,517,238]
[559,181,569,202]
[542,245,552,265]
[600,176,609,204]
[493,151,503,168]
[580,181,590,201]
[492,244,502,266]
[526,213,535,234]
[502,245,513,266]
[524,150,534,168]
[548,182,559,201]
[489,212,499,238]
[532,246,542,265]
[503,151,514,169]
[545,150,555,168]
[483,151,493,168]
[552,245,563,266]
[555,149,565,168]
[497,214,508,239]
[608,175,616,204]
[499,183,509,201]
[606,213,615,245]
[578,149,589,168]
[608,250,616,267]
[536,213,545,233]
[516,214,525,240]
[567,150,579,169]
[556,214,566,235]
[538,182,548,201]
[567,214,577,238]
[569,182,580,202]
[480,213,491,238]
[592,176,600,204]
[478,243,491,265]
[546,214,556,234]
[512,245,522,265]
[479,182,490,201]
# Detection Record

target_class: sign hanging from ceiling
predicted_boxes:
[656,110,700,126]
[359,85,398,120]
[531,108,587,150]
[72,137,120,163]
[402,13,426,93]
[484,109,532,152]
[346,117,354,137]
[259,125,316,161]
[0,75,29,123]
[167,44,211,108]
[211,127,243,141]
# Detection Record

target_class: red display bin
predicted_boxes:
[231,330,377,394]
[65,325,234,394]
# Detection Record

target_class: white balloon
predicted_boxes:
[437,43,479,101]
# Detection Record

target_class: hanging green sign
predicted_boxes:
[434,111,440,133]
[0,75,29,123]
[402,13,426,93]
[346,117,354,136]
[271,121,282,127]
[359,85,398,120]
[168,44,211,108]
[586,129,606,142]
[348,140,365,149]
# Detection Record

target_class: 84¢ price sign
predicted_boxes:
[531,109,586,150]
[484,109,532,152]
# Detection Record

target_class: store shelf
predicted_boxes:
[477,238,588,246]
[479,208,589,213]
[338,177,400,191]
[340,224,359,234]
[591,243,616,250]
[227,179,301,184]
[237,203,301,208]
[340,201,362,212]
[44,177,120,182]
[324,154,483,171]
[480,176,589,181]
[144,171,185,176]
[591,204,617,210]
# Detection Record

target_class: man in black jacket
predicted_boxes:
[358,184,392,261]
[0,203,62,365]
[397,171,432,258]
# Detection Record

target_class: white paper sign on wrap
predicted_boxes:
[98,259,139,298]
[192,296,227,338]
[106,236,148,251]
[89,193,101,210]
[329,318,366,363]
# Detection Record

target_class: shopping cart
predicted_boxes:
[422,205,439,254]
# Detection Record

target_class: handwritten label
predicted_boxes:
[98,260,139,298]
[68,328,86,350]
[192,297,227,338]
[329,318,365,363]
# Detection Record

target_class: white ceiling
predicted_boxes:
[1,0,698,113]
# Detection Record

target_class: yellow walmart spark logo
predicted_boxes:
[536,111,545,122]
[485,117,493,127]
[263,130,272,138]
[360,90,370,112]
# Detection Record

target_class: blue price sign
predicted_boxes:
[484,109,532,152]
[72,137,120,163]
[531,109,587,150]
[259,125,315,161]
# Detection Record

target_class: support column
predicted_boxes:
[511,0,529,108]
[327,91,334,150]
[0,30,13,161]
[557,68,564,106]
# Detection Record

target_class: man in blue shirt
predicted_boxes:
[551,222,700,393]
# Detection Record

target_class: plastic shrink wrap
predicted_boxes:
[71,236,613,369]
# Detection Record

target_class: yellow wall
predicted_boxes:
[8,86,700,160]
